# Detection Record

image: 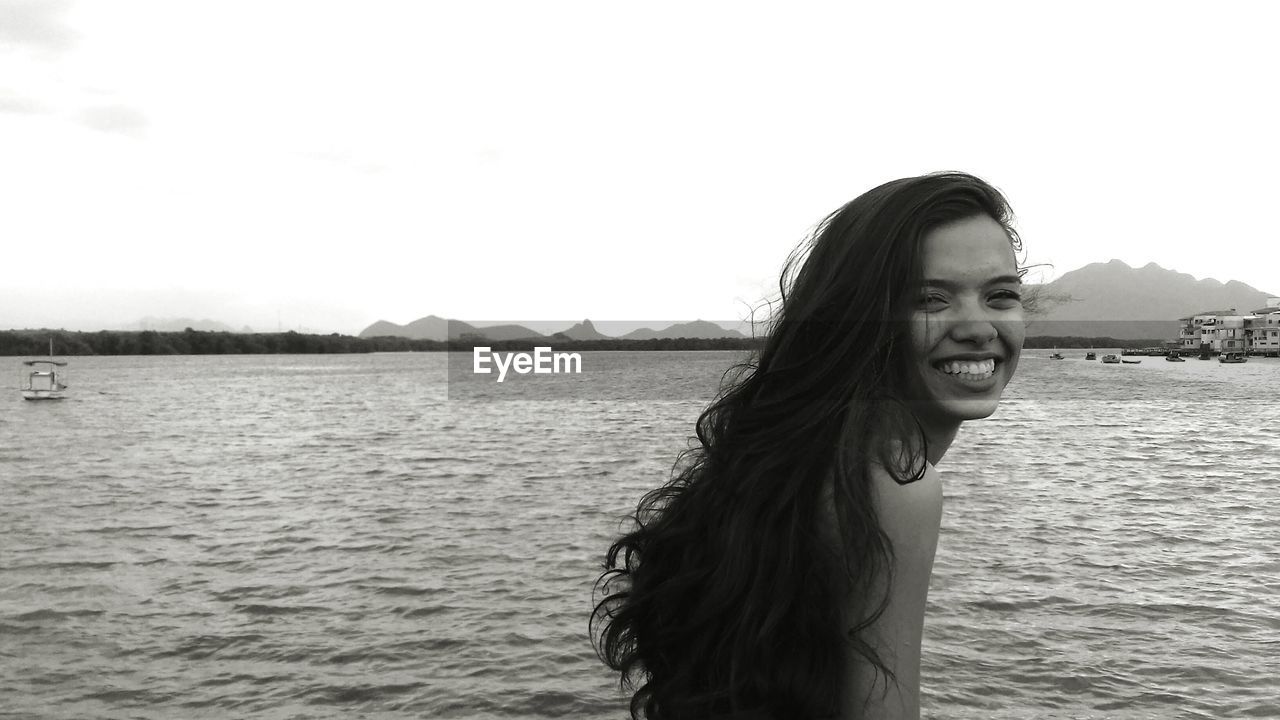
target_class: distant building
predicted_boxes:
[1178,299,1280,356]
[1177,309,1236,353]
[1247,298,1280,355]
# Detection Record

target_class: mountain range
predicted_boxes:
[1024,260,1277,339]
[357,318,748,342]
[359,260,1279,342]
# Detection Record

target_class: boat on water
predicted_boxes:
[1050,352,1065,360]
[1101,354,1120,364]
[21,340,68,401]
[1219,352,1248,364]
[1085,352,1096,360]
[1166,352,1185,362]
[1121,358,1142,364]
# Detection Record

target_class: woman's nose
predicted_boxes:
[948,301,999,344]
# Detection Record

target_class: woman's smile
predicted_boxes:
[928,357,1001,386]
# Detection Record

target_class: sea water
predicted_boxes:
[1,351,1277,719]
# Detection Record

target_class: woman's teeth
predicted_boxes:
[937,359,996,378]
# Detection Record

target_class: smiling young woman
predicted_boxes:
[593,172,1027,720]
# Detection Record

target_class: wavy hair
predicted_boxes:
[592,172,1023,719]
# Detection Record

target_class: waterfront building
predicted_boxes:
[1246,298,1280,356]
[1178,298,1280,356]
[1217,315,1248,353]
[1177,309,1236,353]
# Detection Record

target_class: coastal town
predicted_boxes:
[1166,296,1280,357]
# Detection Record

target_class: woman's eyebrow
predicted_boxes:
[922,275,1023,289]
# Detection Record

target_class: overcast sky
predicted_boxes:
[2,1,1277,334]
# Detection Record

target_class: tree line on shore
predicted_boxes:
[0,329,1167,356]
[1020,336,1168,349]
[0,329,428,356]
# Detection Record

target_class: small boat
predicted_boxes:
[1050,352,1065,360]
[1101,354,1120,364]
[1166,352,1185,362]
[1085,352,1096,360]
[1121,358,1142,364]
[1219,352,1247,364]
[21,339,68,400]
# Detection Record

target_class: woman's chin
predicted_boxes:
[919,397,1002,425]
[946,398,1002,421]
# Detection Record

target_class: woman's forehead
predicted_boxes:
[920,216,1018,281]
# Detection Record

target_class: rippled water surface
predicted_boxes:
[2,351,1278,719]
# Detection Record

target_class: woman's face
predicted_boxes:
[909,214,1025,434]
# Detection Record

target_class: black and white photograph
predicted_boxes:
[2,2,1278,719]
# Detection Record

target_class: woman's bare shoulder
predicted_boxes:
[817,460,942,550]
[868,459,942,532]
[842,461,942,720]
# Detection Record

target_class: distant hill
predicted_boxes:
[360,319,414,337]
[622,320,748,340]
[359,315,471,341]
[358,315,543,341]
[553,319,609,341]
[1026,260,1278,339]
[405,316,472,341]
[359,316,745,341]
[469,324,548,341]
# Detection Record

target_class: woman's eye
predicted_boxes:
[919,294,947,308]
[983,288,1024,304]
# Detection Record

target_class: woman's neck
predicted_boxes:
[922,423,958,466]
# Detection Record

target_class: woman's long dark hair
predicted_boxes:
[592,172,1023,719]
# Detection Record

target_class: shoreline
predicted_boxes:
[1,329,1201,356]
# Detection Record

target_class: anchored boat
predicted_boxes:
[21,340,68,401]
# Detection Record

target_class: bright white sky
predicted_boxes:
[2,1,1277,335]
